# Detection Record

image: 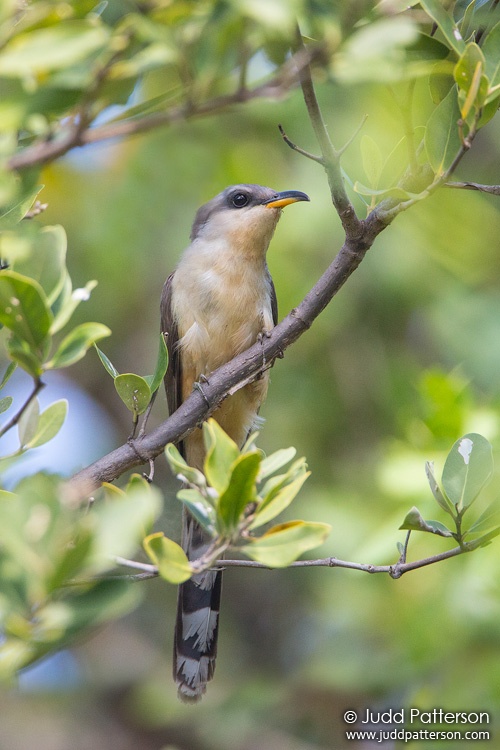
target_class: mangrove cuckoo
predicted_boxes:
[161,183,309,702]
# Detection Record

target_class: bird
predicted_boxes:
[161,183,309,702]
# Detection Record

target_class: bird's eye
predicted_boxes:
[231,193,249,208]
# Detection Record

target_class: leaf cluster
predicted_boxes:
[145,419,330,582]
[400,432,500,550]
[0,473,161,679]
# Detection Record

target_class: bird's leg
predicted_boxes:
[257,327,272,371]
[193,373,210,407]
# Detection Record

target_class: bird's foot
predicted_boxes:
[257,328,272,369]
[193,375,210,407]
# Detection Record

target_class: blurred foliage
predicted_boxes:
[1,0,500,749]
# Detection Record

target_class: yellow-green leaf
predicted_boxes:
[241,520,331,568]
[143,532,193,584]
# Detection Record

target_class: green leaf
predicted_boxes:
[114,374,151,416]
[6,335,44,378]
[46,322,111,369]
[94,345,120,379]
[250,470,311,530]
[217,451,261,532]
[0,270,52,349]
[465,526,500,551]
[177,488,217,534]
[361,135,383,188]
[50,279,98,334]
[241,520,331,568]
[482,20,500,88]
[0,185,44,231]
[10,225,67,306]
[0,396,12,414]
[165,443,206,487]
[442,433,493,510]
[454,43,488,119]
[46,526,93,592]
[90,484,162,572]
[25,399,67,448]
[143,333,169,394]
[203,419,240,494]
[466,498,500,538]
[0,21,110,77]
[18,397,39,448]
[399,506,454,537]
[425,461,456,516]
[143,532,193,584]
[425,86,461,175]
[0,361,17,389]
[258,446,296,481]
[419,0,466,55]
[353,182,417,200]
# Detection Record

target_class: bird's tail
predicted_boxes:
[173,512,222,703]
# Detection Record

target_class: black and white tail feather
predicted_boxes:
[173,510,222,702]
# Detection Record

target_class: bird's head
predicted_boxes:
[190,184,310,255]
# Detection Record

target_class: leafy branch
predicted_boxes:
[86,429,499,586]
[71,9,500,491]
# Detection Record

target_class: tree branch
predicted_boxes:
[446,180,500,195]
[8,49,312,172]
[0,377,44,440]
[83,544,469,585]
[70,216,386,493]
[292,26,362,238]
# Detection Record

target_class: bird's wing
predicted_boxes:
[160,272,182,417]
[269,272,278,326]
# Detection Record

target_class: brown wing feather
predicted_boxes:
[269,272,278,327]
[160,272,182,418]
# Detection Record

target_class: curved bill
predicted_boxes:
[263,190,310,209]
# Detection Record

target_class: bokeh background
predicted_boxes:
[2,2,500,749]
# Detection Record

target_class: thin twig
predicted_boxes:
[278,124,324,164]
[75,543,469,586]
[0,377,44,440]
[8,49,310,173]
[446,181,500,195]
[292,25,362,237]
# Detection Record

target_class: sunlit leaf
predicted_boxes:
[241,520,331,567]
[361,135,383,188]
[425,86,461,175]
[203,419,239,494]
[143,532,192,584]
[442,433,493,510]
[0,21,110,77]
[250,470,310,530]
[258,446,296,481]
[217,451,261,532]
